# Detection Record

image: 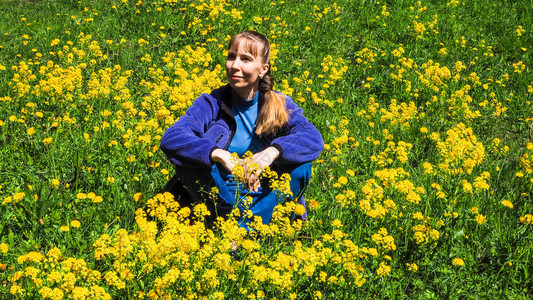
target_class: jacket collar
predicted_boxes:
[219,84,265,118]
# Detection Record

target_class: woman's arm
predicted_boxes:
[269,96,324,165]
[211,148,237,172]
[160,93,220,167]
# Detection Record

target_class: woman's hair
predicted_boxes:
[228,31,289,136]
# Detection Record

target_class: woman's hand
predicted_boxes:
[212,147,280,192]
[211,148,236,172]
[245,147,280,192]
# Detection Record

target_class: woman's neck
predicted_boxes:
[233,86,258,100]
[231,88,258,104]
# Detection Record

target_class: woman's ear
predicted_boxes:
[260,63,270,78]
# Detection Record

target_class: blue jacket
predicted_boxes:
[160,84,324,168]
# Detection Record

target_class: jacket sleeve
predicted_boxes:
[270,96,324,165]
[160,93,220,167]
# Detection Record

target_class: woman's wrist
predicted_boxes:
[211,148,226,162]
[265,146,280,162]
[253,147,280,169]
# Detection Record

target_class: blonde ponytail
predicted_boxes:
[255,73,289,136]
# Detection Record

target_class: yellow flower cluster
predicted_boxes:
[517,143,533,183]
[409,2,439,38]
[420,60,451,91]
[435,123,485,175]
[520,214,533,225]
[379,99,419,129]
[356,46,378,70]
[412,222,441,245]
[290,55,348,108]
[371,228,396,252]
[311,3,343,23]
[12,247,110,299]
[9,188,376,298]
[2,192,26,205]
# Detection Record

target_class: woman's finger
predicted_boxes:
[249,172,261,192]
[253,175,261,192]
[250,175,257,191]
[245,172,255,191]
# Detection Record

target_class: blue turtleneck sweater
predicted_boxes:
[227,90,262,157]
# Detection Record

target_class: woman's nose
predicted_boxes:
[229,58,241,70]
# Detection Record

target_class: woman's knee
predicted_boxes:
[290,162,312,183]
[273,162,312,184]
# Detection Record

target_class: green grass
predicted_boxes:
[1,0,532,298]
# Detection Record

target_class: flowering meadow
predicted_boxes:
[1,0,532,298]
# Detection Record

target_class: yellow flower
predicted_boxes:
[331,219,343,227]
[0,243,8,254]
[406,262,418,272]
[516,25,525,36]
[376,262,391,277]
[423,163,434,174]
[337,176,348,185]
[294,204,306,216]
[13,192,25,203]
[520,214,533,225]
[500,200,513,209]
[138,38,149,46]
[461,180,473,193]
[308,199,319,210]
[475,214,487,225]
[42,137,53,144]
[70,220,81,228]
[60,225,70,232]
[27,127,35,135]
[51,179,59,188]
[452,258,465,266]
[2,196,12,205]
[17,252,44,264]
[133,193,143,202]
[10,285,25,295]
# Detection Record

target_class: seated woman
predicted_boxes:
[160,31,324,228]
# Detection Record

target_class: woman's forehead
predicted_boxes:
[229,38,260,57]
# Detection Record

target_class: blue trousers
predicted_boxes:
[176,162,312,228]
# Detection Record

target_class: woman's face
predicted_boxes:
[225,40,269,100]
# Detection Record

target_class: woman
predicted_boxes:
[160,31,324,228]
